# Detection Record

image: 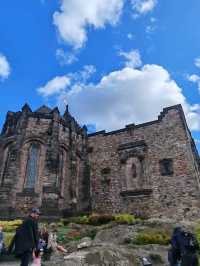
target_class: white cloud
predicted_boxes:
[0,53,11,80]
[119,49,142,68]
[194,57,200,68]
[127,33,134,40]
[46,64,200,132]
[187,74,200,93]
[56,49,78,65]
[131,0,157,15]
[53,0,124,49]
[37,65,96,98]
[37,76,70,97]
[68,65,96,83]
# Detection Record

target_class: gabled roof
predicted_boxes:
[35,105,52,114]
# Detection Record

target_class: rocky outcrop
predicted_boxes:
[42,219,199,266]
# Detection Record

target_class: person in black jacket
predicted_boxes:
[9,207,40,266]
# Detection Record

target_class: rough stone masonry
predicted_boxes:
[0,104,199,220]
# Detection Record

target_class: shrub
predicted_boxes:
[57,226,71,243]
[61,215,89,225]
[66,230,81,240]
[0,220,22,232]
[132,229,170,245]
[195,223,200,246]
[86,228,97,240]
[114,214,136,225]
[87,214,114,225]
[71,216,89,224]
[4,232,15,247]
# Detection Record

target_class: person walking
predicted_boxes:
[168,226,199,266]
[168,227,182,266]
[180,231,199,266]
[9,207,41,266]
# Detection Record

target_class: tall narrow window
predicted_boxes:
[1,149,11,186]
[25,143,40,189]
[132,163,137,178]
[57,149,64,193]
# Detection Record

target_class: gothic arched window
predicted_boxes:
[132,163,137,178]
[57,148,65,195]
[1,148,11,186]
[24,143,40,189]
[57,149,64,191]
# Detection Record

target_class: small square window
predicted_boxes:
[159,159,173,176]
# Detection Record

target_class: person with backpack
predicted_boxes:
[168,226,199,266]
[179,231,199,266]
[8,207,41,266]
[168,227,182,266]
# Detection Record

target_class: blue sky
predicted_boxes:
[0,0,200,151]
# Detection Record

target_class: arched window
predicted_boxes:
[125,157,142,189]
[132,163,137,178]
[57,148,66,195]
[24,143,40,189]
[58,150,64,188]
[1,148,11,186]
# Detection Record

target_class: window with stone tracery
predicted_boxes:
[24,143,40,189]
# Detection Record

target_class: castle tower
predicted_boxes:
[0,104,90,218]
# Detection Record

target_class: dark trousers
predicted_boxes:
[168,248,181,266]
[20,250,32,266]
[181,253,199,266]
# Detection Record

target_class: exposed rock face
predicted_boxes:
[93,225,136,245]
[42,220,194,266]
[53,245,141,266]
[0,104,200,220]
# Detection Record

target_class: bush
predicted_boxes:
[195,223,200,246]
[114,214,137,225]
[132,229,170,245]
[61,215,89,225]
[86,228,97,240]
[57,226,71,243]
[4,232,15,248]
[87,214,114,225]
[65,230,81,241]
[0,220,22,232]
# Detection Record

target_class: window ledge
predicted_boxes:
[17,189,38,197]
[120,189,152,198]
[43,186,59,193]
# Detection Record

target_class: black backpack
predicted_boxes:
[180,231,199,253]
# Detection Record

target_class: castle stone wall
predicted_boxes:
[0,104,199,220]
[88,105,200,220]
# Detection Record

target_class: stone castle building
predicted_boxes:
[0,103,200,220]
